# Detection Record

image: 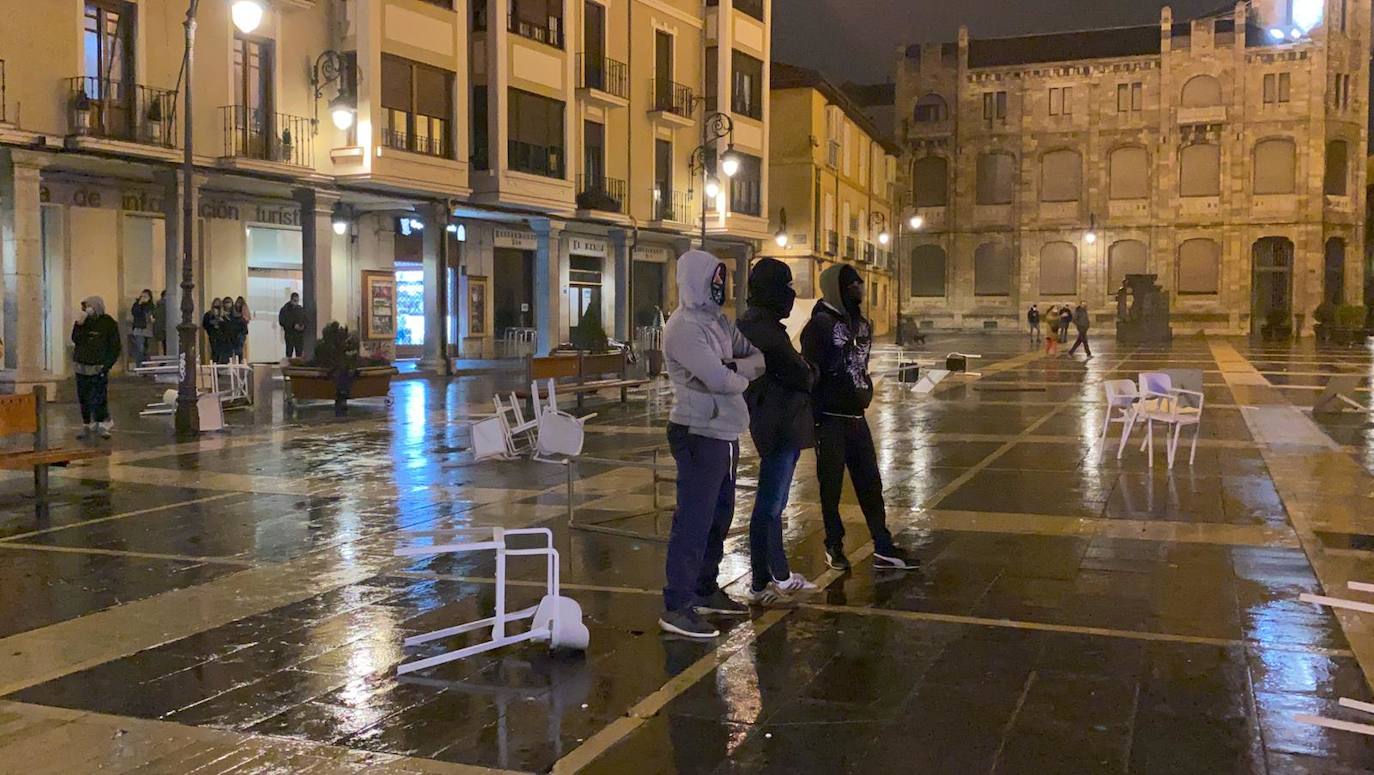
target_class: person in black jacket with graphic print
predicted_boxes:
[801,264,917,572]
[738,258,821,607]
[72,296,121,439]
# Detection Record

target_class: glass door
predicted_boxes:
[234,35,275,160]
[82,0,133,139]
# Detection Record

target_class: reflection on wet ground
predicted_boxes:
[1,335,1373,772]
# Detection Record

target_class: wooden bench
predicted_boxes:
[0,387,107,500]
[518,352,650,410]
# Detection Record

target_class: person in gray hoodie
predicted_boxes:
[659,249,765,639]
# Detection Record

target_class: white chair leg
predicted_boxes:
[1117,410,1136,459]
[1146,420,1154,468]
[1168,423,1181,469]
[1189,424,1200,466]
[1098,411,1112,452]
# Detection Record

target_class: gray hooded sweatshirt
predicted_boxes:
[663,250,765,440]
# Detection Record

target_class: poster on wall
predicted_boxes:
[468,276,488,337]
[362,270,397,341]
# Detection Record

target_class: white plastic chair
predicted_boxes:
[1129,372,1204,469]
[1100,379,1139,454]
[1118,372,1169,461]
[529,379,596,463]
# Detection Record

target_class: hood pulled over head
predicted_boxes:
[676,249,729,312]
[818,264,862,321]
[82,296,107,318]
[747,257,796,319]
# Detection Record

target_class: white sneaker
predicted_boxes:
[76,423,94,440]
[775,573,819,594]
[745,582,796,608]
[97,421,113,439]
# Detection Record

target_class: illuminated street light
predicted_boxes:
[721,147,741,177]
[908,214,924,230]
[231,0,264,33]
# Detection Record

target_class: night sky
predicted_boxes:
[772,0,1241,84]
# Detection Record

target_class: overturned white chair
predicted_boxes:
[1119,371,1205,469]
[394,527,588,675]
[529,379,595,464]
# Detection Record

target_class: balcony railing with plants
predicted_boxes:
[576,174,626,212]
[844,236,856,259]
[219,106,313,168]
[508,140,564,178]
[651,79,694,118]
[653,187,692,222]
[382,127,450,158]
[577,54,630,100]
[509,13,563,48]
[67,77,177,147]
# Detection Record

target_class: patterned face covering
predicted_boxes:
[710,263,728,307]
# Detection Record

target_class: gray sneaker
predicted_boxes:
[692,589,749,616]
[746,582,796,609]
[658,609,719,639]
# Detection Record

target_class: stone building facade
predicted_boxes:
[894,1,1368,335]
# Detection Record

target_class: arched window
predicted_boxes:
[913,93,948,123]
[1177,238,1220,294]
[1324,237,1346,304]
[1254,138,1296,195]
[1109,146,1149,200]
[1324,140,1349,196]
[1040,242,1078,295]
[974,242,1012,296]
[1040,149,1082,202]
[912,156,948,208]
[910,244,946,297]
[1108,240,1148,292]
[1180,75,1222,107]
[1180,143,1220,197]
[976,152,1016,205]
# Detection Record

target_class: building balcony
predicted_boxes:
[576,174,626,213]
[1177,105,1227,125]
[844,236,855,259]
[382,128,450,159]
[708,0,764,21]
[509,14,564,49]
[826,229,838,256]
[65,77,177,150]
[652,187,693,225]
[826,141,840,168]
[577,54,629,105]
[508,140,565,179]
[862,242,875,263]
[218,106,313,169]
[650,79,695,127]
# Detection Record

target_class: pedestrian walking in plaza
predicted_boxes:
[1058,306,1073,344]
[278,292,307,359]
[203,298,230,364]
[1068,300,1093,358]
[154,290,168,355]
[1027,303,1041,343]
[227,296,249,362]
[737,258,820,608]
[72,296,120,440]
[659,249,765,639]
[128,288,155,369]
[802,264,918,572]
[1045,306,1060,355]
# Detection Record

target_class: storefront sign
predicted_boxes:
[38,179,298,224]
[633,245,672,263]
[568,236,608,258]
[494,228,536,250]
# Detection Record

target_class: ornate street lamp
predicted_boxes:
[688,112,738,242]
[311,50,358,132]
[774,208,789,248]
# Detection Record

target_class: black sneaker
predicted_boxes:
[825,546,852,572]
[873,547,920,570]
[658,609,720,639]
[692,589,749,616]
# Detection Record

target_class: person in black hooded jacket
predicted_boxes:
[737,258,820,606]
[800,264,917,572]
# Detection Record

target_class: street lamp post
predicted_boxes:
[688,112,740,243]
[893,211,924,346]
[176,0,263,434]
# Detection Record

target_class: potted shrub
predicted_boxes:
[145,97,164,144]
[569,306,609,352]
[1336,304,1368,345]
[279,127,294,163]
[72,88,93,134]
[1261,308,1291,340]
[1313,302,1337,342]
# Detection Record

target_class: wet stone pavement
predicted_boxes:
[0,335,1373,773]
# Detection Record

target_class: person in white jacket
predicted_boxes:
[658,249,764,639]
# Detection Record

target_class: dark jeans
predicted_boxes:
[1058,324,1070,343]
[663,423,738,612]
[1069,329,1092,356]
[75,371,110,424]
[284,334,304,359]
[750,448,800,591]
[816,415,894,553]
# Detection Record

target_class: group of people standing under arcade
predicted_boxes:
[658,250,917,639]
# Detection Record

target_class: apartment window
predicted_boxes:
[1048,86,1072,116]
[913,156,947,208]
[1116,82,1142,112]
[1109,146,1148,200]
[1040,149,1082,202]
[471,86,488,168]
[1132,82,1142,110]
[1263,74,1276,103]
[82,0,134,135]
[976,152,1015,205]
[1180,143,1220,197]
[982,91,1007,122]
[381,55,454,157]
[654,139,673,217]
[1177,238,1220,295]
[509,0,564,48]
[233,35,274,115]
[730,153,762,216]
[1253,138,1295,195]
[974,242,1012,296]
[910,244,946,297]
[732,51,763,119]
[1279,73,1291,103]
[583,120,605,185]
[507,87,565,177]
[1108,240,1148,292]
[1040,242,1078,296]
[1325,139,1349,195]
[704,47,718,112]
[913,93,947,123]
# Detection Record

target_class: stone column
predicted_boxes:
[531,218,558,354]
[610,229,630,340]
[420,202,451,373]
[0,149,56,393]
[156,170,183,356]
[293,187,340,358]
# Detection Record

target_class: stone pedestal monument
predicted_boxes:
[1115,274,1173,344]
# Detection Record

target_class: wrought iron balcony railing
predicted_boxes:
[67,76,177,147]
[844,236,856,259]
[382,127,450,158]
[509,14,563,48]
[651,78,694,118]
[826,230,838,255]
[577,54,630,100]
[219,106,313,168]
[653,187,691,222]
[576,174,627,213]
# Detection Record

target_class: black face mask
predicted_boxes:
[710,263,727,306]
